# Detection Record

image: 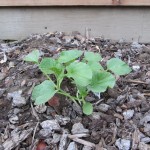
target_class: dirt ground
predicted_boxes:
[0,32,150,150]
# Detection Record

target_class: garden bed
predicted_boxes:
[0,32,150,150]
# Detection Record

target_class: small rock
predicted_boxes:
[7,90,26,107]
[116,118,121,127]
[48,46,58,51]
[141,137,150,143]
[71,122,89,134]
[67,142,77,150]
[0,73,6,80]
[132,65,140,71]
[116,95,126,105]
[34,104,47,113]
[91,112,101,120]
[51,133,61,144]
[138,142,150,150]
[38,129,52,138]
[63,36,74,43]
[21,80,26,87]
[72,40,79,46]
[9,62,15,68]
[97,104,110,112]
[82,146,92,150]
[140,114,150,125]
[114,113,123,120]
[55,115,70,125]
[143,46,150,54]
[115,138,131,150]
[9,114,19,124]
[0,145,4,150]
[72,103,83,115]
[139,53,150,61]
[143,124,150,136]
[123,110,134,120]
[40,120,60,131]
[75,34,85,43]
[0,88,5,97]
[131,42,143,49]
[13,108,21,114]
[50,37,62,44]
[126,100,142,109]
[114,49,122,58]
[146,71,150,77]
[0,43,11,52]
[116,106,122,113]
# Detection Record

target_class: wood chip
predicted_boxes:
[114,113,124,120]
[68,134,95,148]
[124,79,148,85]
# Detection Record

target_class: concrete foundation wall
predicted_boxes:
[0,7,150,42]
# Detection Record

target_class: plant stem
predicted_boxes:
[57,89,80,103]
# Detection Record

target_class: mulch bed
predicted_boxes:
[0,32,150,150]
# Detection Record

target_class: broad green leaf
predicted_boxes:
[84,51,102,62]
[107,58,132,75]
[32,80,57,105]
[39,58,63,75]
[88,71,115,92]
[82,102,93,115]
[77,86,88,98]
[58,50,83,63]
[88,61,104,73]
[66,62,92,87]
[24,50,39,64]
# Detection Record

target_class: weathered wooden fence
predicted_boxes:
[0,0,150,42]
[0,0,150,6]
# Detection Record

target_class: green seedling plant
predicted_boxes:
[24,49,132,115]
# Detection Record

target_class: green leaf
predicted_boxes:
[84,51,102,62]
[39,58,63,75]
[77,86,88,98]
[58,50,83,63]
[32,80,57,105]
[66,62,92,87]
[24,50,39,64]
[82,102,93,115]
[88,61,104,73]
[107,58,132,75]
[88,71,115,92]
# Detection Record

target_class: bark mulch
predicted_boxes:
[0,32,150,150]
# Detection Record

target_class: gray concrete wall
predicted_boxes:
[0,7,150,42]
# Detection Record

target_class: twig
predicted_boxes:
[32,122,39,144]
[101,137,106,147]
[143,93,150,96]
[124,79,148,85]
[68,134,95,148]
[132,128,140,149]
[85,27,90,40]
[30,103,40,121]
[108,125,117,146]
[31,139,39,150]
[28,83,35,95]
[68,134,90,138]
[59,130,68,150]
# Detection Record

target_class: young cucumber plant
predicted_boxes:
[24,49,132,115]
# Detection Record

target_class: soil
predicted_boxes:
[0,32,150,150]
